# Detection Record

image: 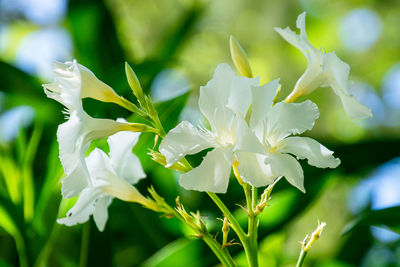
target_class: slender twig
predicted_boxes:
[296,249,307,267]
[79,222,90,267]
[33,223,61,267]
[296,221,326,267]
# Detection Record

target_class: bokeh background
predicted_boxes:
[0,0,400,266]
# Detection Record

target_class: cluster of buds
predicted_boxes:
[301,221,327,252]
[254,176,282,215]
[175,197,207,237]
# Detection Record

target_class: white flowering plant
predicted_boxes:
[44,13,371,267]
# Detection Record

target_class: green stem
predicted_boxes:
[151,115,166,138]
[33,223,61,267]
[79,222,90,267]
[251,186,258,246]
[15,236,28,267]
[154,157,233,265]
[296,249,307,267]
[202,234,236,267]
[243,185,258,267]
[207,192,260,267]
[119,97,148,118]
[207,192,247,243]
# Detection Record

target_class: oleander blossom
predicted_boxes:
[275,12,372,119]
[159,63,265,193]
[57,130,147,231]
[236,80,340,192]
[43,60,139,198]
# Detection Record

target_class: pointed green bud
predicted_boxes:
[255,176,282,215]
[273,84,282,105]
[230,35,253,78]
[148,150,192,173]
[192,211,207,232]
[125,62,145,105]
[119,123,158,134]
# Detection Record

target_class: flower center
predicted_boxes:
[217,130,236,146]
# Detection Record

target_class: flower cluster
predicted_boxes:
[160,63,341,193]
[44,60,153,231]
[44,13,371,234]
[159,12,369,193]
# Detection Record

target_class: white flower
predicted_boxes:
[44,61,139,198]
[159,63,265,193]
[44,60,124,107]
[57,130,146,231]
[275,12,372,119]
[236,80,340,192]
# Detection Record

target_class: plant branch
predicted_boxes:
[296,221,326,267]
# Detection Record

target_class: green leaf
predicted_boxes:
[0,61,60,124]
[257,232,286,267]
[0,153,21,205]
[343,206,400,235]
[32,139,62,235]
[22,124,42,222]
[0,198,20,238]
[142,238,202,267]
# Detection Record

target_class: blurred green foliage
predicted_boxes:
[0,0,399,266]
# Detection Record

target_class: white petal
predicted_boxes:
[57,111,84,173]
[324,52,373,119]
[275,13,325,100]
[85,148,115,185]
[226,74,259,119]
[236,152,275,187]
[199,63,258,133]
[57,112,133,197]
[266,153,305,192]
[276,13,372,119]
[57,112,89,198]
[60,160,88,198]
[199,64,232,128]
[43,60,82,112]
[278,137,340,168]
[86,148,147,203]
[93,196,113,231]
[266,100,319,145]
[338,93,373,119]
[44,60,121,110]
[234,117,266,155]
[179,147,233,193]
[78,63,121,103]
[274,12,320,59]
[57,186,105,227]
[250,78,280,130]
[108,130,145,184]
[83,113,135,142]
[159,121,213,166]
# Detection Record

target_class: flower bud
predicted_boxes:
[118,123,158,134]
[222,217,230,247]
[193,211,207,232]
[230,35,253,78]
[125,62,145,106]
[148,150,192,173]
[303,221,326,252]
